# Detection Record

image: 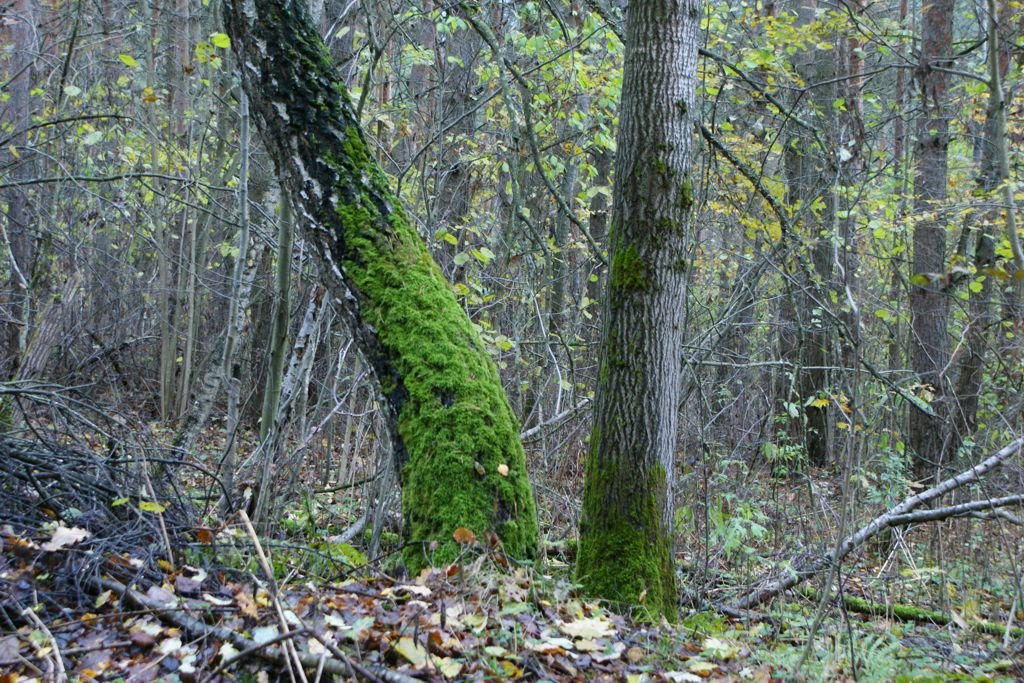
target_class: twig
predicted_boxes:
[520,400,591,441]
[239,510,309,683]
[21,606,68,682]
[311,633,421,683]
[209,628,311,677]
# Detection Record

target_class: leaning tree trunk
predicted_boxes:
[576,0,700,620]
[223,0,538,569]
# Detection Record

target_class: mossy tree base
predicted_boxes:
[577,460,676,620]
[224,0,538,570]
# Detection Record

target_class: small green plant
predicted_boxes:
[708,495,769,561]
[762,434,808,477]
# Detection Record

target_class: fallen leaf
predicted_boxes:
[591,640,626,663]
[235,590,258,618]
[559,616,614,640]
[41,526,90,551]
[664,673,703,682]
[394,636,429,668]
[702,636,737,659]
[453,527,477,545]
[252,625,279,644]
[527,636,574,653]
[687,660,718,677]
[483,644,509,657]
[94,590,113,608]
[218,642,240,664]
[432,655,462,679]
[144,584,176,607]
[138,500,166,513]
[175,574,202,593]
[342,616,375,642]
[158,636,183,655]
[384,584,431,598]
[202,593,233,607]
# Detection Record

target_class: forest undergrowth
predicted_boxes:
[1,391,1022,682]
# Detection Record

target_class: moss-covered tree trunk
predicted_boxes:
[223,0,537,569]
[576,0,700,620]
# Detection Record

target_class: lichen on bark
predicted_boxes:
[224,0,538,571]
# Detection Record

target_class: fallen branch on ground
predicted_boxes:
[732,436,1024,609]
[797,586,1024,639]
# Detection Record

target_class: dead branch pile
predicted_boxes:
[0,384,196,617]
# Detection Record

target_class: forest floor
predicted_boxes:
[1,419,1022,682]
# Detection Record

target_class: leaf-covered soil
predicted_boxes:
[3,519,1022,683]
[1,419,1021,682]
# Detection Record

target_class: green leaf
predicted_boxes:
[909,273,931,286]
[111,497,130,507]
[63,84,82,97]
[139,501,166,514]
[82,131,103,146]
[210,32,231,49]
[118,54,139,68]
[453,252,470,267]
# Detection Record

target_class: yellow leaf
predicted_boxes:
[688,660,719,676]
[394,636,429,668]
[559,616,615,640]
[139,501,166,514]
[432,655,462,679]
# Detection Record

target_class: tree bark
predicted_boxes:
[223,0,538,568]
[909,0,955,481]
[576,0,700,620]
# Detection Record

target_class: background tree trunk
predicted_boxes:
[909,0,955,481]
[576,0,700,620]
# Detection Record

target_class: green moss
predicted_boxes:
[679,174,694,211]
[331,118,537,574]
[234,0,539,575]
[610,243,647,292]
[576,452,676,621]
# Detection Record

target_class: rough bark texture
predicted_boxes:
[781,0,837,467]
[223,0,538,569]
[2,0,37,380]
[576,0,700,620]
[909,0,955,481]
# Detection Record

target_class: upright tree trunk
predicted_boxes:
[223,0,538,569]
[260,187,294,441]
[909,0,955,481]
[2,0,38,380]
[576,0,700,620]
